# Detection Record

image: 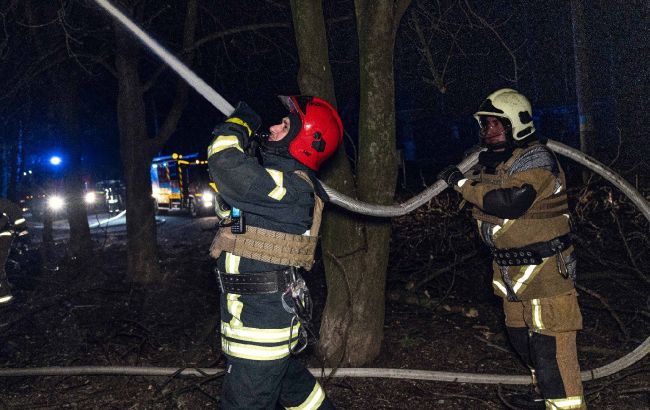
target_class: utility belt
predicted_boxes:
[216,267,317,355]
[215,268,295,294]
[492,234,572,267]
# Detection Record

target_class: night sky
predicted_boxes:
[1,0,648,197]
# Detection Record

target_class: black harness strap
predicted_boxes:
[215,268,293,294]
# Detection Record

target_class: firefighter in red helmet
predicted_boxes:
[207,96,342,409]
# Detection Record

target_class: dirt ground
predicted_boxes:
[1,186,649,409]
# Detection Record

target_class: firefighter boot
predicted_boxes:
[504,327,545,409]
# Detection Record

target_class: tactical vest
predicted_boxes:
[209,171,323,270]
[471,145,569,226]
[468,144,576,300]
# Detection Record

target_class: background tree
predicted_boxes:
[28,0,93,258]
[570,0,596,171]
[112,0,197,283]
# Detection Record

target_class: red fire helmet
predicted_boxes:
[278,95,344,171]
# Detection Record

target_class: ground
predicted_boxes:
[1,186,649,409]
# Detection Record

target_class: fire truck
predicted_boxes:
[150,153,216,217]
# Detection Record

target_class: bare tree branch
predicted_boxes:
[463,0,519,82]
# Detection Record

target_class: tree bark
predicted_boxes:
[113,0,197,284]
[59,77,93,259]
[114,18,159,284]
[570,0,595,160]
[290,0,410,366]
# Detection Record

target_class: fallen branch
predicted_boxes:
[577,284,630,341]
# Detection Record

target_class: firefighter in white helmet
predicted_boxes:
[439,89,586,409]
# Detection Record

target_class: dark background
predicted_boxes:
[1,0,648,195]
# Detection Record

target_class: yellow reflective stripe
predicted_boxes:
[221,321,300,343]
[222,339,298,360]
[513,264,537,293]
[545,395,584,409]
[492,280,509,297]
[512,259,547,294]
[217,209,231,219]
[207,135,243,157]
[531,298,545,330]
[226,117,252,136]
[286,382,326,410]
[0,231,11,237]
[0,295,13,303]
[224,253,243,325]
[268,186,287,201]
[226,293,243,327]
[225,252,240,274]
[492,219,515,240]
[265,168,287,201]
[14,218,25,225]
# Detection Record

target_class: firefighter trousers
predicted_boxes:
[504,291,586,409]
[221,354,334,410]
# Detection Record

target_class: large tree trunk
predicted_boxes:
[114,23,159,284]
[290,0,410,366]
[570,0,595,160]
[113,0,197,284]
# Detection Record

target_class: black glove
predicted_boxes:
[228,101,261,136]
[437,165,464,187]
[211,102,262,150]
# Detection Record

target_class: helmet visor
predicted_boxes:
[278,95,313,117]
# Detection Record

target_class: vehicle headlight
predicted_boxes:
[48,195,65,211]
[202,191,214,203]
[84,192,96,204]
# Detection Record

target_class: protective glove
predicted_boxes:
[211,102,262,151]
[228,101,261,137]
[437,165,464,187]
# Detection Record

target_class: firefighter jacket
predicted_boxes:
[0,198,27,238]
[207,120,319,361]
[454,142,576,300]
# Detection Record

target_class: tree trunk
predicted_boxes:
[59,73,92,259]
[113,0,197,284]
[24,0,92,257]
[114,22,160,284]
[570,0,595,161]
[290,0,409,366]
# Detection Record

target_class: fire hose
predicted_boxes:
[5,0,645,385]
